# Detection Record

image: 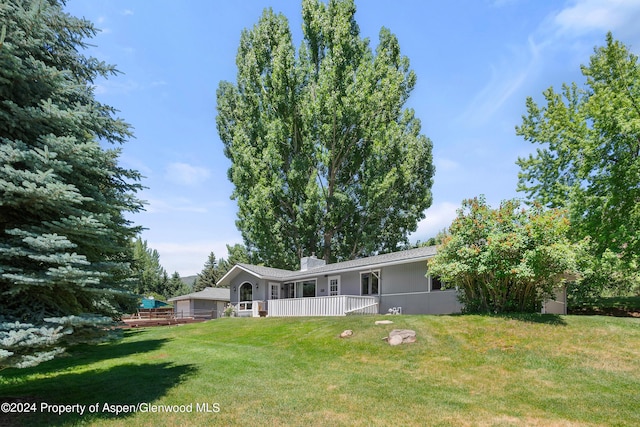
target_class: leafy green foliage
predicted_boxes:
[130,238,168,296]
[216,0,434,269]
[516,33,639,287]
[567,249,640,308]
[0,1,142,368]
[428,197,585,313]
[130,239,192,299]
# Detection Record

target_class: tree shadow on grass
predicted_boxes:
[2,329,168,378]
[57,329,169,369]
[0,329,196,426]
[0,361,197,427]
[496,313,567,326]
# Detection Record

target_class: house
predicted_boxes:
[168,287,231,319]
[217,246,464,317]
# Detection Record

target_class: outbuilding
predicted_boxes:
[168,287,230,319]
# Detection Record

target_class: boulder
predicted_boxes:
[387,329,416,345]
[375,320,394,325]
[340,329,353,338]
[388,334,404,346]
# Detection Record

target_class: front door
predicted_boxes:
[328,276,340,296]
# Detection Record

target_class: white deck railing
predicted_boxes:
[267,295,379,317]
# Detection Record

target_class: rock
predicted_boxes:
[403,335,417,344]
[375,320,394,325]
[387,329,417,345]
[388,334,403,346]
[383,329,417,344]
[340,329,353,338]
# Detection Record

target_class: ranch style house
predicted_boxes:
[217,245,567,317]
[219,246,456,317]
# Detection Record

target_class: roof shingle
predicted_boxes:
[223,245,436,283]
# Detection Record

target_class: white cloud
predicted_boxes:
[552,0,640,38]
[463,0,640,126]
[462,37,541,126]
[122,9,134,16]
[165,162,211,186]
[411,201,459,242]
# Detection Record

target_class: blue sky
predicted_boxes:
[63,0,640,276]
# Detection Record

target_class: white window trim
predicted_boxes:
[238,281,253,310]
[360,270,380,296]
[296,279,317,298]
[328,275,341,296]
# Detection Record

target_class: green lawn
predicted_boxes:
[1,314,639,426]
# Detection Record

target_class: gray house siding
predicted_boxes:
[221,247,477,316]
[376,261,463,314]
[192,299,225,318]
[174,299,191,318]
[382,262,430,294]
[173,298,226,319]
[379,290,462,315]
[227,259,463,315]
[230,271,268,303]
[339,271,362,296]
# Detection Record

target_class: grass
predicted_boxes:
[1,314,639,426]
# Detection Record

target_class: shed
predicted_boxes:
[168,287,230,319]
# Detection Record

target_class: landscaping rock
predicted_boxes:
[375,320,394,325]
[340,329,353,338]
[387,329,416,345]
[388,334,404,345]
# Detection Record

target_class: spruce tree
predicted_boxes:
[193,252,218,292]
[0,0,143,368]
[166,271,189,298]
[131,238,168,296]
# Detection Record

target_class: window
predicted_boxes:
[282,280,316,298]
[328,276,340,296]
[239,282,253,310]
[282,282,295,298]
[298,280,316,298]
[431,276,442,291]
[361,271,379,295]
[270,283,279,300]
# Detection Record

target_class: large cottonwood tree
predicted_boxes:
[217,0,434,269]
[516,33,639,263]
